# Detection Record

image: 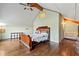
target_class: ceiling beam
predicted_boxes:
[64,18,79,25]
[29,3,43,11]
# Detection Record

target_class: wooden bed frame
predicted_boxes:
[19,26,50,50]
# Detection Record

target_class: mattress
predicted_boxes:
[31,32,48,42]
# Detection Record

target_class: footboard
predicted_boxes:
[20,33,32,50]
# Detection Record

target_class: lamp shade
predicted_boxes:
[0,26,6,33]
[0,23,6,33]
[0,29,5,33]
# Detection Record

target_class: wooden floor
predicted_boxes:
[0,39,79,56]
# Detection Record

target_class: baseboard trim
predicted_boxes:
[64,38,77,41]
[0,39,9,41]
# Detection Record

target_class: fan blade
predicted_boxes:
[19,3,26,6]
[24,8,26,10]
[30,8,33,11]
[19,3,43,11]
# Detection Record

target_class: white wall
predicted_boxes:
[64,22,78,39]
[1,26,33,39]
[59,14,64,42]
[33,9,64,43]
[0,3,39,40]
[0,4,64,42]
[0,3,39,27]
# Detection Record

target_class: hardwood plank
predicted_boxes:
[0,39,79,56]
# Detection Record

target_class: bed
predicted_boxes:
[19,26,50,50]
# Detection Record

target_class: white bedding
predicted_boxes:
[31,32,48,42]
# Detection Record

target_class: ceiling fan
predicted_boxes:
[19,3,43,11]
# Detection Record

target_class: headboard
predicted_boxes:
[36,26,50,32]
[36,26,50,41]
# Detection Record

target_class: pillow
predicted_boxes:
[35,30,40,34]
[33,30,40,34]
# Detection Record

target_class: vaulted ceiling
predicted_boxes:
[0,3,79,27]
[0,3,39,27]
[39,3,79,21]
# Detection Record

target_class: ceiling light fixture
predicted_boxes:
[37,11,46,18]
